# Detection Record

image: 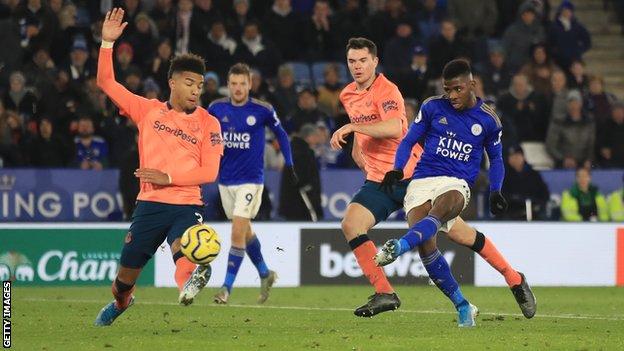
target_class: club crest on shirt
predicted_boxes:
[381,100,398,113]
[246,115,257,126]
[186,120,200,133]
[210,132,223,146]
[471,124,483,136]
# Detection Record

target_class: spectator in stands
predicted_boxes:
[150,38,173,95]
[500,145,550,220]
[548,0,591,69]
[598,101,624,168]
[22,48,56,97]
[262,0,302,61]
[546,90,595,169]
[332,0,368,56]
[73,116,108,170]
[271,64,299,118]
[0,109,29,166]
[142,78,161,100]
[520,43,560,97]
[584,75,617,129]
[302,0,336,61]
[427,18,471,79]
[477,43,512,98]
[175,0,193,54]
[204,20,237,79]
[234,21,281,78]
[114,42,140,83]
[123,67,143,94]
[566,59,589,94]
[250,69,273,102]
[66,39,94,83]
[39,70,84,137]
[400,45,433,102]
[264,130,285,171]
[415,0,446,43]
[149,0,176,42]
[27,117,70,167]
[200,72,224,106]
[0,8,24,85]
[226,0,256,40]
[549,70,569,123]
[561,167,609,221]
[502,1,545,72]
[316,63,343,116]
[497,73,550,142]
[127,12,158,69]
[189,0,220,55]
[383,22,419,84]
[279,123,323,221]
[448,0,497,42]
[2,71,38,124]
[367,0,409,58]
[607,174,624,221]
[15,0,59,59]
[286,88,330,134]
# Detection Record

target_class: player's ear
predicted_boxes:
[168,77,175,91]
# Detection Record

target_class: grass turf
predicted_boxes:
[11,285,624,350]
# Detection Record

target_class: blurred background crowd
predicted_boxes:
[0,0,623,222]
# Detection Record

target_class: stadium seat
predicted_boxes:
[311,62,350,86]
[520,142,554,170]
[287,62,312,87]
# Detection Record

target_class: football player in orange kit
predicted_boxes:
[94,8,223,326]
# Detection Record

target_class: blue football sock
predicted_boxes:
[421,249,468,309]
[397,215,442,255]
[222,246,245,293]
[246,235,269,279]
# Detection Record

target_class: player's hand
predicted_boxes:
[379,169,403,193]
[286,166,301,188]
[135,168,171,185]
[330,123,354,150]
[102,8,128,42]
[489,191,508,215]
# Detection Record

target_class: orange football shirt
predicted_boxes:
[340,74,422,182]
[98,47,223,205]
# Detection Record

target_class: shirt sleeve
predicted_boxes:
[375,85,405,122]
[266,108,294,167]
[484,123,504,192]
[96,47,158,123]
[394,102,431,170]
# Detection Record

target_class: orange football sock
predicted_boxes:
[353,240,394,294]
[174,256,196,291]
[112,279,135,309]
[479,237,522,287]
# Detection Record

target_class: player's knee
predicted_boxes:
[341,218,361,240]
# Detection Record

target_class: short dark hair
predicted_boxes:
[168,53,206,79]
[442,59,472,80]
[346,37,377,57]
[228,63,251,79]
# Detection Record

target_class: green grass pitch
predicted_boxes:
[11,285,624,350]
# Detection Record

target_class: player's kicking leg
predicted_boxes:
[448,218,536,318]
[342,203,400,317]
[95,266,138,326]
[375,189,478,327]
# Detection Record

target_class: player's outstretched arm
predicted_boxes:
[96,8,150,122]
[351,118,402,139]
[394,119,425,171]
[485,130,507,214]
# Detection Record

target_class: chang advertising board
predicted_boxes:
[300,228,474,285]
[0,228,153,286]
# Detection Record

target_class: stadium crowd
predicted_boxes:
[0,0,623,221]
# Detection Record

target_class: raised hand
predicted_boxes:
[102,8,128,42]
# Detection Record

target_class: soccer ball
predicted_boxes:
[180,224,221,264]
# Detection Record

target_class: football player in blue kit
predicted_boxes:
[375,59,536,327]
[208,63,296,304]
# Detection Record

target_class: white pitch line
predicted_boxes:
[18,298,624,322]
